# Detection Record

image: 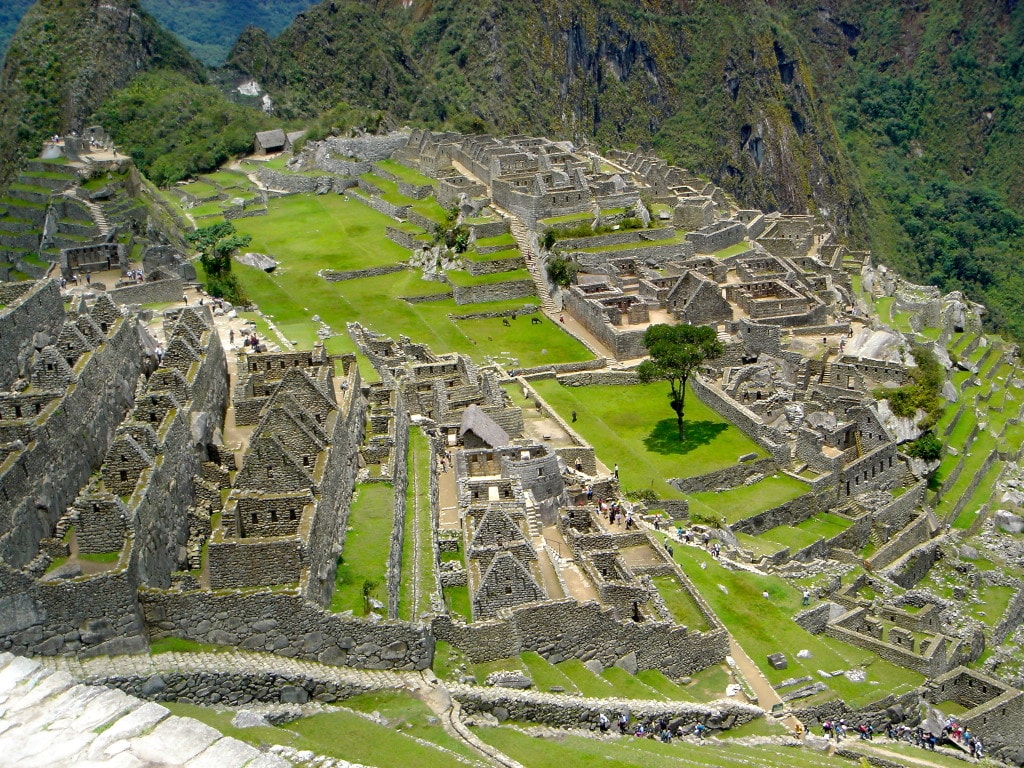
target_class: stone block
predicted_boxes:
[141,675,166,696]
[280,685,309,704]
[131,715,221,764]
[767,652,788,670]
[615,651,639,675]
[186,736,262,768]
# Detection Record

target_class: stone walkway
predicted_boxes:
[0,652,291,768]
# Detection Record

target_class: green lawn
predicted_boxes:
[650,574,709,630]
[711,242,750,258]
[684,477,810,524]
[446,268,532,287]
[375,159,437,187]
[474,726,852,768]
[664,541,923,707]
[757,512,853,551]
[233,193,410,269]
[331,483,394,615]
[529,381,764,498]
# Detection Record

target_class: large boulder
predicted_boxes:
[237,252,277,272]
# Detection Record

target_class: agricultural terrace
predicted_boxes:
[229,193,592,368]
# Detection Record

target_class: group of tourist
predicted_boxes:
[939,719,984,758]
[597,712,708,743]
[125,268,144,283]
[818,721,986,758]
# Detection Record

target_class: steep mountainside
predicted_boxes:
[0,0,33,65]
[0,0,202,181]
[229,0,858,233]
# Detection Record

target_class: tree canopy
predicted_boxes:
[636,323,724,439]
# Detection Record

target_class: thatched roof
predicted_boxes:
[459,404,509,448]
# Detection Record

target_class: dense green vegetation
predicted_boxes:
[0,0,201,183]
[95,70,271,186]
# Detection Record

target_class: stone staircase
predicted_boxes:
[65,186,113,238]
[504,212,557,314]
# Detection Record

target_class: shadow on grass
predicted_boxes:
[643,418,728,455]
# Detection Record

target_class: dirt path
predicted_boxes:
[726,636,805,735]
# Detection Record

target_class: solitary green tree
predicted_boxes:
[637,323,724,439]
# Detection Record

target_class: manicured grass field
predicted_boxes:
[664,541,924,707]
[529,381,764,498]
[332,483,394,615]
[233,194,410,269]
[757,511,853,551]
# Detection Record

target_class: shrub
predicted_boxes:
[546,255,580,287]
[905,431,943,461]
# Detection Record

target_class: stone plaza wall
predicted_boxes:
[140,589,431,670]
[433,598,728,679]
[256,168,355,195]
[671,457,779,494]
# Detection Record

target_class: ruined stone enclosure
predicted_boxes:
[3,129,1024,764]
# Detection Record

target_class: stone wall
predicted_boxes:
[569,240,695,271]
[107,279,185,307]
[729,492,824,536]
[345,190,409,220]
[386,400,412,617]
[207,537,303,588]
[256,168,355,195]
[671,457,778,494]
[451,280,535,305]
[140,589,431,670]
[326,134,408,162]
[303,365,365,607]
[557,370,640,387]
[0,554,145,657]
[322,264,408,282]
[469,221,509,240]
[690,374,790,464]
[464,255,526,276]
[866,510,936,571]
[0,313,143,568]
[433,598,728,679]
[555,227,677,252]
[452,683,762,730]
[0,280,65,390]
[685,221,746,253]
